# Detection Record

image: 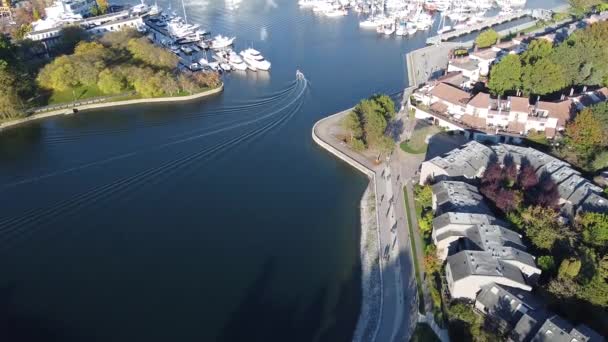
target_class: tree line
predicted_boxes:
[488,21,608,97]
[0,27,221,120]
[37,28,220,99]
[342,94,396,154]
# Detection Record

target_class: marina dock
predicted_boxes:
[426,10,532,45]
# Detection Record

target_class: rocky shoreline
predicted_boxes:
[352,183,383,342]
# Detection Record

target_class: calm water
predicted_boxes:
[0,0,560,341]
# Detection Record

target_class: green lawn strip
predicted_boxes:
[400,125,439,155]
[403,186,426,314]
[49,85,104,105]
[410,323,440,342]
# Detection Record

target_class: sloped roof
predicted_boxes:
[430,82,471,106]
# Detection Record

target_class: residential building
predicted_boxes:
[447,58,481,84]
[529,315,605,342]
[445,250,532,300]
[431,181,489,216]
[420,141,608,216]
[475,283,605,342]
[412,82,576,137]
[475,283,543,333]
[420,140,493,183]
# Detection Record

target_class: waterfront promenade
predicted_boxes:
[313,109,430,342]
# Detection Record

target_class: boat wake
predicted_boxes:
[0,77,308,249]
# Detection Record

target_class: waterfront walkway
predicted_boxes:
[313,109,436,342]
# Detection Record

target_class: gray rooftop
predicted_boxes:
[476,283,541,325]
[433,212,501,230]
[447,250,527,285]
[530,315,603,342]
[433,181,489,215]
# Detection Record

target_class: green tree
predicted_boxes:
[97,68,126,94]
[569,0,602,16]
[37,55,80,91]
[132,70,164,97]
[475,29,499,48]
[519,206,564,250]
[577,212,608,247]
[414,184,433,209]
[127,37,179,69]
[56,26,90,55]
[521,59,566,95]
[418,211,433,236]
[33,7,41,20]
[99,28,142,49]
[521,39,554,65]
[424,245,442,275]
[566,108,607,157]
[558,258,582,279]
[538,255,556,273]
[96,0,108,14]
[160,73,180,96]
[0,64,23,119]
[14,24,32,40]
[580,274,608,306]
[343,111,363,143]
[370,94,396,120]
[488,54,522,95]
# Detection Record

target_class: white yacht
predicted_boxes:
[406,22,417,35]
[211,35,236,50]
[395,22,407,36]
[228,51,248,71]
[383,22,395,35]
[437,25,453,34]
[240,48,271,71]
[324,8,348,16]
[359,18,379,28]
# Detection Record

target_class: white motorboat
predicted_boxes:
[395,22,407,36]
[211,35,236,50]
[220,62,232,71]
[324,8,348,16]
[228,52,248,71]
[437,25,453,34]
[406,22,417,35]
[240,48,271,71]
[359,19,379,28]
[383,23,395,35]
[199,57,210,65]
[208,61,219,71]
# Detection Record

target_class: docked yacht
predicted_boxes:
[395,22,407,36]
[228,51,248,71]
[324,8,348,16]
[240,48,271,71]
[211,35,236,50]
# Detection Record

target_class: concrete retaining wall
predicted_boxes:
[312,111,384,342]
[0,85,224,131]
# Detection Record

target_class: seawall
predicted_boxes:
[0,84,224,131]
[311,110,384,342]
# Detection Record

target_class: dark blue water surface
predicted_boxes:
[0,0,561,341]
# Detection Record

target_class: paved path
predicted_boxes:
[313,110,426,342]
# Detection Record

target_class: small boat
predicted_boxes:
[220,62,232,71]
[324,8,348,17]
[395,22,407,36]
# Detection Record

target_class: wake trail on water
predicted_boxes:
[41,81,299,145]
[1,79,304,190]
[0,78,308,247]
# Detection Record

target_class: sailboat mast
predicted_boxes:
[181,0,188,24]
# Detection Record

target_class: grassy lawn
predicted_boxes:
[403,186,426,314]
[526,131,550,146]
[400,124,440,155]
[410,323,440,342]
[49,85,104,105]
